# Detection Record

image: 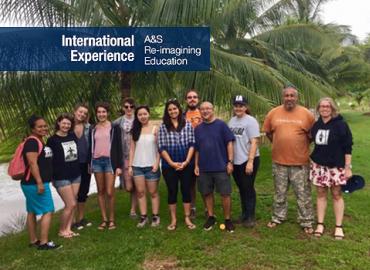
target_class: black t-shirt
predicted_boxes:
[46,133,81,181]
[21,138,53,185]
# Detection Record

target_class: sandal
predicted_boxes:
[303,226,314,235]
[58,232,73,238]
[167,223,177,231]
[185,215,196,230]
[70,232,80,237]
[108,220,117,230]
[98,220,108,230]
[334,225,345,240]
[267,221,280,228]
[314,223,325,237]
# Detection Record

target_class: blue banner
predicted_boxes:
[0,27,210,71]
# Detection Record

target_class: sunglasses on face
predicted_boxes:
[187,95,198,99]
[124,105,134,109]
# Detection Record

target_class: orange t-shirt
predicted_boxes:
[185,109,202,128]
[263,105,314,165]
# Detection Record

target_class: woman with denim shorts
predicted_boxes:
[47,113,81,238]
[21,115,61,250]
[91,102,123,230]
[129,105,161,228]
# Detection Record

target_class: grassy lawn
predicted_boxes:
[1,111,370,270]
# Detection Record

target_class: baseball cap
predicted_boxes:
[341,175,365,193]
[233,95,247,105]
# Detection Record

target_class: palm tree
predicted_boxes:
[0,0,345,140]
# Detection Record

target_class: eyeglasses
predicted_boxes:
[187,95,198,99]
[124,105,134,109]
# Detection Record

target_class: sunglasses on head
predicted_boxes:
[167,98,177,102]
[124,105,134,109]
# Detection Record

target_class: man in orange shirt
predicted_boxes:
[184,89,202,218]
[263,86,315,234]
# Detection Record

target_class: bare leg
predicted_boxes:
[146,180,160,215]
[315,186,327,235]
[168,204,177,227]
[221,195,231,220]
[26,213,38,244]
[56,185,77,235]
[134,176,147,215]
[95,172,107,222]
[184,203,195,227]
[39,212,52,245]
[105,173,116,222]
[331,185,344,237]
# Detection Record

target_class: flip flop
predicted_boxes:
[186,223,196,230]
[167,224,177,231]
[58,232,73,239]
[267,221,280,228]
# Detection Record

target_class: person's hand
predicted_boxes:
[152,164,159,173]
[227,162,233,175]
[128,166,133,177]
[245,160,253,175]
[170,161,182,171]
[194,166,200,176]
[178,161,189,170]
[88,164,92,174]
[344,168,352,180]
[115,168,122,177]
[37,183,45,194]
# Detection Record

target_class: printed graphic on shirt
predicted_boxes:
[44,146,53,158]
[230,127,245,137]
[61,141,78,162]
[315,129,330,145]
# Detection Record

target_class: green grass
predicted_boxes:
[1,111,370,270]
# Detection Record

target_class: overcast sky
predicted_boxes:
[321,0,370,41]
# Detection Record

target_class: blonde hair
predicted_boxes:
[316,97,339,118]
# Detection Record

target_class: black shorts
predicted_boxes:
[197,172,231,195]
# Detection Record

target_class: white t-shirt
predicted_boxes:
[228,115,260,165]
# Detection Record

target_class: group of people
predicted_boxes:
[19,86,353,251]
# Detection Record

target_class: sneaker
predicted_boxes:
[203,216,216,231]
[137,215,148,228]
[151,215,160,227]
[28,240,40,248]
[80,219,92,228]
[38,241,62,250]
[71,222,80,230]
[225,219,235,233]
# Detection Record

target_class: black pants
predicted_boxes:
[162,166,193,204]
[77,163,92,203]
[232,157,260,220]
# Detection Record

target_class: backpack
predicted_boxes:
[8,136,43,181]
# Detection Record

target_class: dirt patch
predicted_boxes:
[142,256,182,270]
[362,112,370,116]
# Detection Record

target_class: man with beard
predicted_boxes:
[263,86,315,234]
[184,89,203,219]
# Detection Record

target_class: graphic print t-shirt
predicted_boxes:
[185,109,202,128]
[21,138,53,185]
[47,133,81,181]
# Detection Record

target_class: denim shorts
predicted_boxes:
[132,166,160,181]
[92,157,113,173]
[53,175,81,189]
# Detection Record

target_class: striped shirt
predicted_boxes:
[158,121,195,168]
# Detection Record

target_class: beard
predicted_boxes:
[187,104,198,110]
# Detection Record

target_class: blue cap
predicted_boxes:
[341,175,365,193]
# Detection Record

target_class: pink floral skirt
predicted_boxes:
[309,161,346,187]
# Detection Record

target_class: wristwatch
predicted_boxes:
[228,159,233,164]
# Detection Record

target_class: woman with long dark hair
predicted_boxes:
[128,105,161,228]
[158,99,196,230]
[91,102,122,230]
